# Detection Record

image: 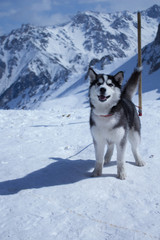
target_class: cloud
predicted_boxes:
[78,0,106,3]
[30,12,70,26]
[0,9,17,17]
[31,0,52,12]
[0,26,4,35]
[16,0,70,26]
[93,4,108,13]
[101,0,160,12]
[49,13,70,25]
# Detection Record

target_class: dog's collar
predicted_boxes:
[99,114,113,117]
[93,112,113,117]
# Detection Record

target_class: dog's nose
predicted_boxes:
[100,87,106,94]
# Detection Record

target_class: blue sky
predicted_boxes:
[0,0,160,35]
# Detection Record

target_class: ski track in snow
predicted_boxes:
[0,98,160,240]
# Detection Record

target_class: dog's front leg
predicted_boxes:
[116,141,127,180]
[104,143,114,164]
[91,140,105,177]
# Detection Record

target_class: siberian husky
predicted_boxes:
[89,67,145,180]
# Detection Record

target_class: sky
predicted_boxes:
[0,0,160,35]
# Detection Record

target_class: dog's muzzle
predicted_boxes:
[98,87,110,102]
[98,95,110,102]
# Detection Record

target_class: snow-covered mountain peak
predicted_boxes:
[142,23,160,75]
[142,4,160,18]
[155,23,160,45]
[0,5,160,109]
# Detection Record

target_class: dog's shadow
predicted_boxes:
[0,158,121,195]
[0,158,94,195]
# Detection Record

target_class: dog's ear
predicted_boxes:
[114,71,124,85]
[89,68,97,83]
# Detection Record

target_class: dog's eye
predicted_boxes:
[97,82,102,86]
[107,83,114,87]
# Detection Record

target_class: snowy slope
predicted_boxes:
[0,6,160,239]
[0,91,160,239]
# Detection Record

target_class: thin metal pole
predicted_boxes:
[137,12,142,116]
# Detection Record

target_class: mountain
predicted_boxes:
[142,23,160,74]
[0,5,160,109]
[102,22,160,96]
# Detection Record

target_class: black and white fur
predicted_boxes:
[89,67,145,180]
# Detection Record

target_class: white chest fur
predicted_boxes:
[91,113,125,144]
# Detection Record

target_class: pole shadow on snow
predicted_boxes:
[0,158,94,195]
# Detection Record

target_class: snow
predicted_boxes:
[1,5,160,238]
[0,86,160,240]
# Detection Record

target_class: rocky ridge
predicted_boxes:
[0,4,160,109]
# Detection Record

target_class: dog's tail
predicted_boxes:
[122,67,142,100]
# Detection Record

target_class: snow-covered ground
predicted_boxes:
[0,84,160,240]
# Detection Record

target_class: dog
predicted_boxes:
[89,67,145,180]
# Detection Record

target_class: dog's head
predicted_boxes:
[89,68,124,107]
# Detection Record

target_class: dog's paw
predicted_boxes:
[104,158,111,165]
[136,160,145,167]
[91,168,102,177]
[117,171,126,180]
